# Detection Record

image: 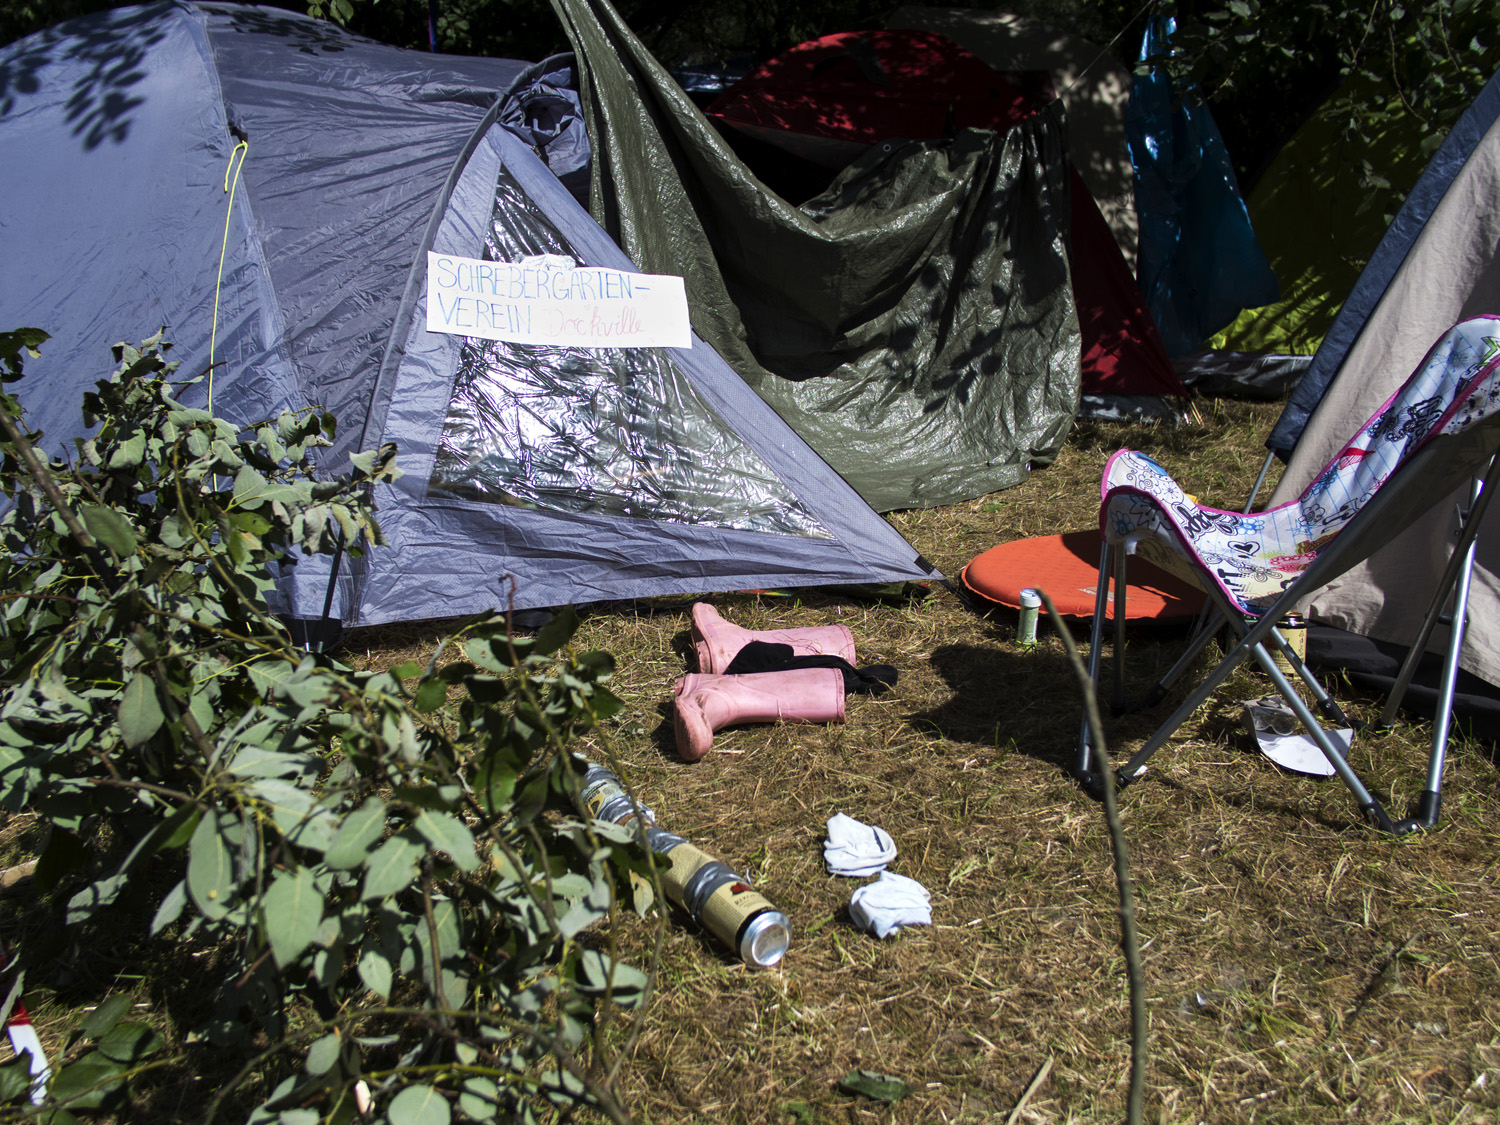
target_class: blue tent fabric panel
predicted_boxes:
[3,2,937,627]
[0,4,268,432]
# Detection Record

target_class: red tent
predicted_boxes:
[708,29,1187,403]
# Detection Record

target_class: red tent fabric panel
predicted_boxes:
[961,530,1206,619]
[709,30,1035,143]
[1069,167,1186,397]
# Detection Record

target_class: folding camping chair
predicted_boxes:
[1074,316,1500,833]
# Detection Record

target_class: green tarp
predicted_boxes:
[1212,78,1429,356]
[550,0,1081,511]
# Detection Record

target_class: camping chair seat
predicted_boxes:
[1102,320,1500,617]
[1081,315,1500,832]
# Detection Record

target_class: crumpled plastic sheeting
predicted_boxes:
[548,0,1081,512]
[429,169,831,540]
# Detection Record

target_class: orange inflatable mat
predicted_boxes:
[960,530,1207,620]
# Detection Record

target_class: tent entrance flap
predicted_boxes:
[550,0,1083,512]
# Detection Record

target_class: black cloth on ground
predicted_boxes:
[725,640,898,695]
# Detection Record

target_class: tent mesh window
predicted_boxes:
[430,169,832,539]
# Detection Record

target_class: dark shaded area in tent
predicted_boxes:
[703,28,1185,406]
[1309,626,1500,742]
[549,0,1084,512]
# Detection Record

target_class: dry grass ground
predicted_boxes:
[533,399,1500,1125]
[7,398,1500,1123]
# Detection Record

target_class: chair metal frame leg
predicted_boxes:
[1372,457,1500,829]
[1075,542,1115,794]
[1112,542,1128,710]
[1115,582,1401,832]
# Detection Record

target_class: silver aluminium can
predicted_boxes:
[1017,588,1042,646]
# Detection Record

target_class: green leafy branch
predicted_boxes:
[0,330,654,1123]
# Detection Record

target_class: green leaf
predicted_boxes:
[326,797,386,870]
[305,1033,342,1076]
[81,505,138,555]
[413,809,478,872]
[105,431,147,469]
[49,1054,128,1110]
[837,1069,911,1102]
[232,463,267,504]
[117,671,164,748]
[150,879,188,935]
[261,867,324,968]
[94,1022,164,1064]
[388,1084,451,1125]
[475,755,517,818]
[228,746,309,778]
[459,1077,500,1121]
[0,1058,32,1103]
[360,834,421,900]
[246,658,296,695]
[531,604,579,656]
[0,327,48,381]
[187,810,235,920]
[358,947,393,999]
[577,949,649,1001]
[414,677,447,713]
[79,994,133,1041]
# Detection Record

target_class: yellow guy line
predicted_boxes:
[209,141,249,413]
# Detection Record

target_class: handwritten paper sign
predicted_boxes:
[426,252,691,349]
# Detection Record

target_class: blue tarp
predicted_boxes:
[1126,15,1279,356]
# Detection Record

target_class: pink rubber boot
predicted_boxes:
[673,669,847,762]
[690,602,856,675]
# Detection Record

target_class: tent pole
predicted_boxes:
[1244,448,1278,513]
[1377,455,1500,730]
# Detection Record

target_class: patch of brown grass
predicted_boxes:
[13,400,1500,1123]
[520,400,1500,1124]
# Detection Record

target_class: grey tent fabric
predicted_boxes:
[549,0,1082,512]
[0,2,937,626]
[1268,94,1500,689]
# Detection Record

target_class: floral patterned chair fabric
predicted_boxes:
[1100,317,1500,617]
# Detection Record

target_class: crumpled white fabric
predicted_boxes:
[849,872,932,939]
[823,813,897,877]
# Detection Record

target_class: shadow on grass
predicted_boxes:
[907,640,1084,770]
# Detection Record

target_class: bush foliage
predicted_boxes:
[0,330,650,1123]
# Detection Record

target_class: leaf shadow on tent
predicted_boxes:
[0,5,356,155]
[0,7,164,149]
[222,7,352,55]
[861,151,1072,426]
